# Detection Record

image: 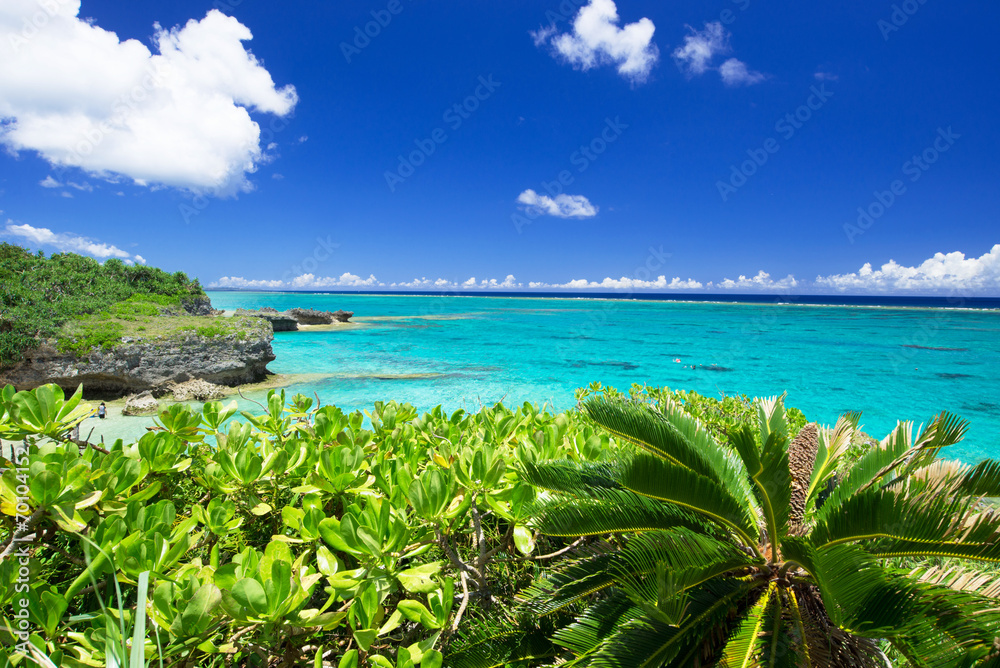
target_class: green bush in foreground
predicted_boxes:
[1,383,997,668]
[518,395,1000,667]
[0,383,620,667]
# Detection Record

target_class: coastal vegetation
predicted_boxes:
[1,383,998,667]
[0,244,208,366]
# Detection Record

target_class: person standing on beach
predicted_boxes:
[98,402,106,419]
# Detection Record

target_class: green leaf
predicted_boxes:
[397,562,442,593]
[352,628,377,652]
[128,571,149,668]
[513,525,536,556]
[338,650,359,668]
[232,578,268,618]
[397,600,440,629]
[30,469,61,506]
[179,583,221,636]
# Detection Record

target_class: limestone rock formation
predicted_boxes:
[123,391,159,416]
[167,378,229,402]
[234,308,299,331]
[0,318,275,396]
[288,308,354,324]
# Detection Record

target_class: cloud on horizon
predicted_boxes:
[815,245,1000,293]
[517,190,598,218]
[2,221,146,264]
[532,0,659,84]
[206,247,1000,295]
[0,4,297,195]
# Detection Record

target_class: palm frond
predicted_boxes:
[886,578,1000,668]
[814,419,919,520]
[610,529,761,607]
[529,485,724,539]
[804,415,858,515]
[756,394,790,444]
[908,564,1000,598]
[522,459,619,496]
[584,397,755,512]
[526,529,757,617]
[780,539,918,636]
[954,459,1000,498]
[616,451,761,552]
[549,590,643,661]
[810,487,979,550]
[717,584,775,668]
[731,427,792,553]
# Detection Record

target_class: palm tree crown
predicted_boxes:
[524,395,1000,667]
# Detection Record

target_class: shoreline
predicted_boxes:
[49,373,329,445]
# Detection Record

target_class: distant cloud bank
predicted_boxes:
[0,4,297,195]
[210,246,1000,295]
[2,221,145,265]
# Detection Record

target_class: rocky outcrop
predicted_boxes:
[0,318,275,397]
[167,378,228,402]
[236,307,354,329]
[123,391,159,416]
[183,295,224,316]
[235,308,299,332]
[288,308,353,324]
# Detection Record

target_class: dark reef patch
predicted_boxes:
[569,360,640,371]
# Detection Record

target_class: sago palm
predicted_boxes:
[523,395,1000,667]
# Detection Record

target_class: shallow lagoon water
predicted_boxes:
[202,291,1000,464]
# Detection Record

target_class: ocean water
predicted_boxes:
[206,291,1000,464]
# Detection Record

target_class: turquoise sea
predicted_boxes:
[206,291,1000,464]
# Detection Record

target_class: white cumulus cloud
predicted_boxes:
[543,275,703,290]
[213,276,286,289]
[517,189,598,219]
[718,58,765,87]
[814,246,1000,294]
[0,4,297,195]
[672,22,764,87]
[711,271,798,291]
[534,0,659,83]
[290,273,382,289]
[2,221,144,263]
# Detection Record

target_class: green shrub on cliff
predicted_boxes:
[0,244,206,365]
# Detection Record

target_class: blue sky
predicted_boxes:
[1,0,998,294]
